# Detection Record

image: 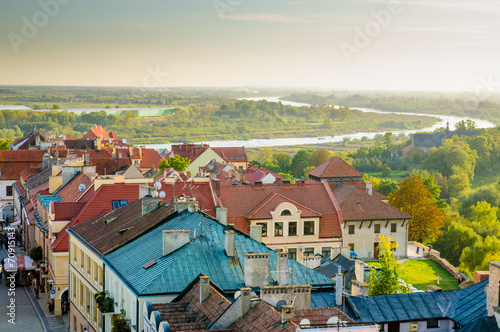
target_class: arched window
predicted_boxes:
[280,209,292,216]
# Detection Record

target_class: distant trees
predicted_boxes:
[454,119,478,131]
[0,139,12,150]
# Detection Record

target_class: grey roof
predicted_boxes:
[311,291,336,308]
[345,280,488,326]
[413,134,445,148]
[104,210,334,296]
[456,316,500,332]
[316,254,356,291]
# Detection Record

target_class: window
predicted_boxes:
[303,247,315,257]
[427,319,439,328]
[6,186,13,196]
[112,200,127,209]
[80,251,84,269]
[288,248,297,261]
[86,256,91,276]
[281,209,291,216]
[348,243,355,252]
[275,222,283,236]
[257,222,267,237]
[288,221,297,236]
[322,247,331,257]
[348,224,355,235]
[391,223,397,233]
[73,244,77,262]
[304,221,315,235]
[374,224,380,233]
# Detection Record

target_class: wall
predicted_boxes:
[252,202,338,263]
[488,262,500,316]
[187,149,225,175]
[380,319,453,332]
[343,219,407,260]
[429,254,462,281]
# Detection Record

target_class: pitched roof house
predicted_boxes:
[217,180,343,265]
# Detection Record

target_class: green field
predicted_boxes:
[365,259,460,292]
[363,170,408,183]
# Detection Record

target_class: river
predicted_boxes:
[143,96,495,150]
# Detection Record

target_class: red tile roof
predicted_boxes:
[246,193,323,219]
[153,180,217,217]
[219,181,343,238]
[108,130,119,140]
[293,307,354,325]
[212,147,248,163]
[332,183,412,221]
[52,202,86,221]
[56,173,93,202]
[231,300,296,331]
[81,125,110,140]
[0,150,46,180]
[20,167,42,181]
[137,148,163,169]
[308,157,362,179]
[170,143,209,162]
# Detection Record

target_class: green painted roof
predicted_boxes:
[104,210,334,296]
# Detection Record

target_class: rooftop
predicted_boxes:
[308,157,363,179]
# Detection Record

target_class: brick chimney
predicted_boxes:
[335,269,344,306]
[366,182,373,195]
[244,253,269,287]
[162,230,190,256]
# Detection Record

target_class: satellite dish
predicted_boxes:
[275,300,286,311]
[327,317,339,325]
[78,184,86,192]
[154,181,162,190]
[159,191,166,199]
[234,291,241,299]
[299,319,311,327]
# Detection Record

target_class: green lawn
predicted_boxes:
[365,259,460,291]
[363,170,408,182]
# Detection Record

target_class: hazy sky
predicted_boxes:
[0,0,499,91]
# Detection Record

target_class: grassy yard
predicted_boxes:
[363,170,408,182]
[365,259,460,292]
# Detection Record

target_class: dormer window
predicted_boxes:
[280,209,292,216]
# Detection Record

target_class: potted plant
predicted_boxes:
[94,291,106,305]
[112,310,131,332]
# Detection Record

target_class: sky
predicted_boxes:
[0,0,499,91]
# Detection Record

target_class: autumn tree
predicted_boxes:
[158,154,190,172]
[369,235,407,295]
[388,176,445,243]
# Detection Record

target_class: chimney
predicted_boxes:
[214,179,221,198]
[84,153,90,166]
[261,285,311,310]
[335,270,344,306]
[42,153,52,169]
[139,146,144,159]
[281,305,294,324]
[162,230,190,256]
[142,197,159,216]
[277,253,289,286]
[225,230,235,257]
[355,260,364,284]
[303,256,321,269]
[244,253,269,287]
[200,276,211,303]
[250,225,262,243]
[254,181,263,189]
[187,198,199,213]
[216,207,227,226]
[331,246,350,260]
[366,182,373,195]
[240,288,251,318]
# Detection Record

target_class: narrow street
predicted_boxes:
[0,242,67,331]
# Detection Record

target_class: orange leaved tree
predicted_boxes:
[388,176,445,243]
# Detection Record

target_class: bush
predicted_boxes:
[29,246,42,261]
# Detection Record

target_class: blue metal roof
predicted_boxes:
[456,316,500,332]
[311,291,336,308]
[104,210,334,296]
[344,280,488,325]
[37,193,61,209]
